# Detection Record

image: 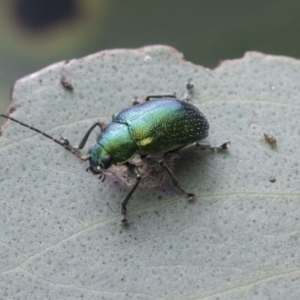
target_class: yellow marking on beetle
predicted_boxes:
[139,137,153,147]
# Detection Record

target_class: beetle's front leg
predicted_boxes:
[60,121,106,150]
[120,162,141,224]
[144,93,177,102]
[131,94,177,106]
[195,141,231,151]
[131,97,140,106]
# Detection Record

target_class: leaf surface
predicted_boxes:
[1,46,300,299]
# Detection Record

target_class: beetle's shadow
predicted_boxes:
[107,146,213,193]
[109,154,178,191]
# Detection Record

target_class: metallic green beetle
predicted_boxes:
[1,80,230,224]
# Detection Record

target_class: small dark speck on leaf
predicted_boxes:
[60,76,73,91]
[264,133,277,148]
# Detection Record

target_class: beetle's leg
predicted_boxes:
[182,78,194,102]
[141,155,194,200]
[144,93,177,102]
[159,160,195,201]
[131,96,140,106]
[195,141,231,151]
[60,121,106,150]
[120,163,141,224]
[132,94,177,105]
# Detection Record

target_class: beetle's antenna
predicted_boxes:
[0,114,88,161]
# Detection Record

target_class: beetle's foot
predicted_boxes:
[186,79,194,91]
[220,141,231,150]
[131,97,140,106]
[187,193,195,201]
[120,215,129,225]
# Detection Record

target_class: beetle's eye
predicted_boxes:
[100,155,112,169]
[96,166,101,173]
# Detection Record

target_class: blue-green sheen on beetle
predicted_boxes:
[89,98,209,169]
[1,80,230,224]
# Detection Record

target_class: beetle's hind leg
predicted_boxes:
[159,160,195,200]
[120,162,141,224]
[140,155,194,200]
[195,141,231,151]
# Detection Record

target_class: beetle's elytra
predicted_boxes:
[1,80,230,224]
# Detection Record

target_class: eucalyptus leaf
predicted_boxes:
[0,46,299,299]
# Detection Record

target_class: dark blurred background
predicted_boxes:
[1,0,300,119]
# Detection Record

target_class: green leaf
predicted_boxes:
[1,46,299,299]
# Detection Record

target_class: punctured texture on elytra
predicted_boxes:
[113,98,209,153]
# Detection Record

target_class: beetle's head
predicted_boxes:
[87,144,112,175]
